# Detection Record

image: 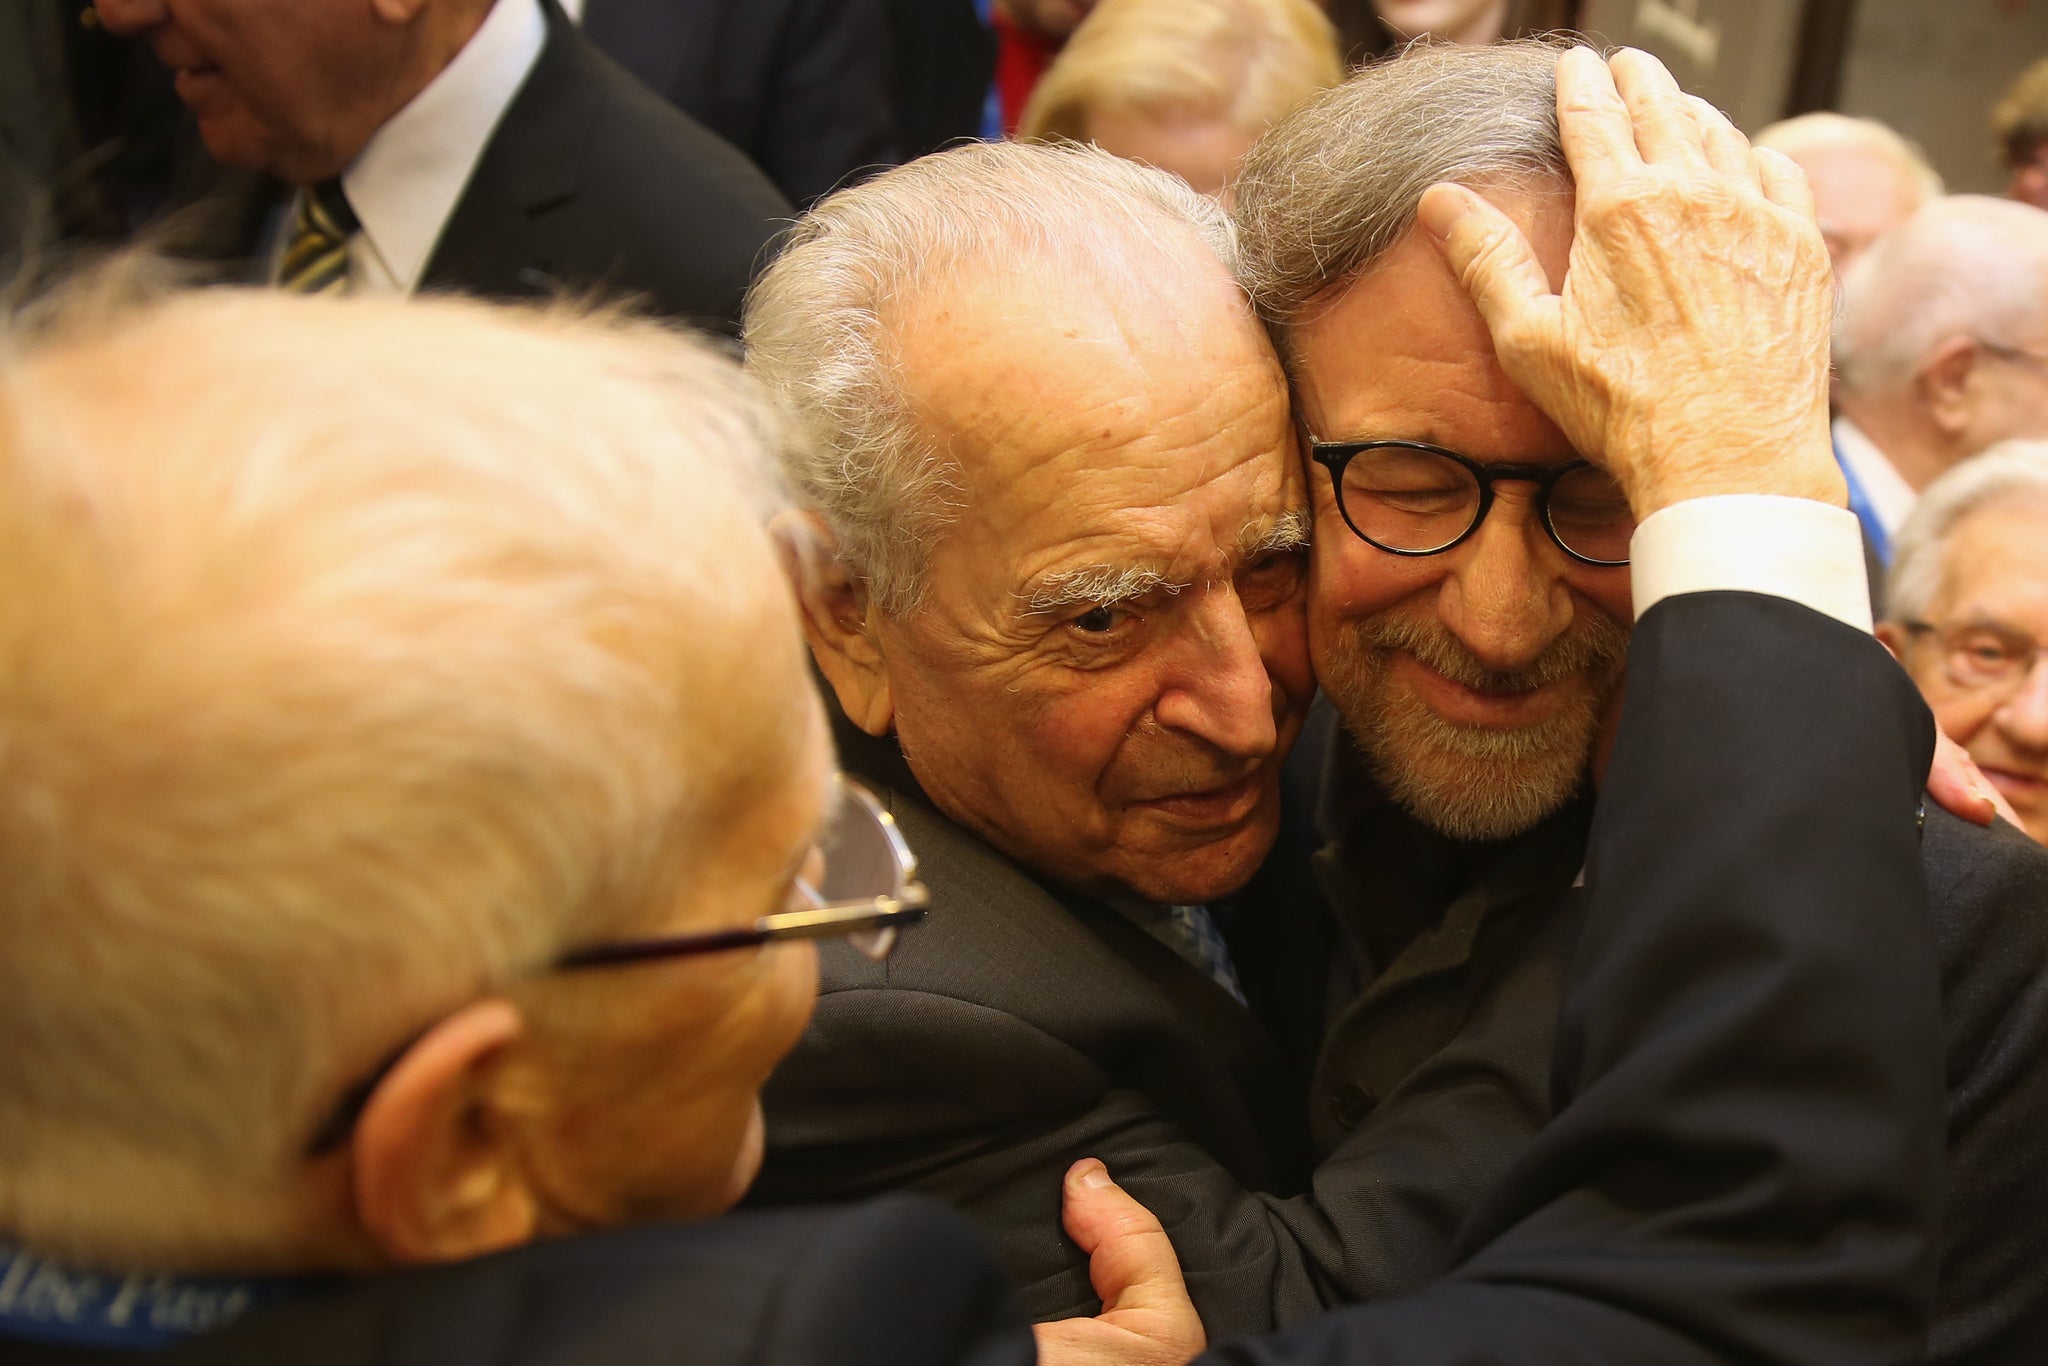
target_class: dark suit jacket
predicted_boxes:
[1196,591,1945,1364]
[1287,628,2048,1363]
[421,2,792,335]
[580,0,900,208]
[748,703,1319,1321]
[0,1197,1031,1366]
[757,594,1945,1364]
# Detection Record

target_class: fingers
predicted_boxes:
[1684,95,1756,186]
[1609,47,1708,168]
[1555,45,1641,183]
[1927,730,2021,828]
[1754,145,1819,221]
[1060,1160,1192,1317]
[1418,182,1559,354]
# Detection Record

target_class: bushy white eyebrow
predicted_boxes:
[1020,565,1184,616]
[1015,509,1311,618]
[1245,508,1311,556]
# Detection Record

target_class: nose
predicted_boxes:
[1153,586,1279,760]
[1993,658,2048,753]
[94,0,167,34]
[1433,491,1575,672]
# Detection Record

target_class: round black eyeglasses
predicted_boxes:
[1308,436,1634,567]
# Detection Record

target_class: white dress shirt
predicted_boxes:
[278,0,548,296]
[1633,494,1873,634]
[1832,415,1918,542]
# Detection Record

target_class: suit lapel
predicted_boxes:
[423,0,599,298]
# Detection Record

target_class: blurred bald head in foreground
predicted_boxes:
[1754,112,1942,277]
[0,282,843,1280]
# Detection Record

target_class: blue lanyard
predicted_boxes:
[0,1242,315,1351]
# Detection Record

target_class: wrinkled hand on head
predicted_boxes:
[1418,46,1845,519]
[1032,1160,1207,1366]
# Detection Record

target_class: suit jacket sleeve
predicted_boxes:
[1198,591,1946,1365]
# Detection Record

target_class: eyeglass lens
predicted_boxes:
[813,783,913,959]
[1338,445,1632,563]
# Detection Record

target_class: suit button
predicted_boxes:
[1329,1082,1376,1129]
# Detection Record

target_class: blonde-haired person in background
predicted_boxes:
[1018,0,1341,200]
[1994,57,2048,212]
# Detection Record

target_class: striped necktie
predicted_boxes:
[1153,903,1246,1005]
[278,180,358,295]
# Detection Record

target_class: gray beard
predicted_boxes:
[1319,609,1629,841]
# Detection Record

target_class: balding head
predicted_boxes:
[1834,195,2048,488]
[0,282,825,1271]
[1754,113,1941,275]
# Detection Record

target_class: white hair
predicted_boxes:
[742,139,1237,615]
[0,282,794,1269]
[1834,196,2048,394]
[1884,439,2048,623]
[1753,112,1945,204]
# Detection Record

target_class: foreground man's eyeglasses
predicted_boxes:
[555,778,930,969]
[1307,434,1635,567]
[305,778,927,1154]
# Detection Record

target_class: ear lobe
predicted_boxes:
[779,513,897,737]
[350,998,539,1266]
[1874,621,1909,662]
[1917,336,1983,437]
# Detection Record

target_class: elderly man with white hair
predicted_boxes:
[1882,442,2048,847]
[1754,112,1942,277]
[1833,195,2048,566]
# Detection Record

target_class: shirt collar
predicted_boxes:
[339,0,548,295]
[1832,414,1919,537]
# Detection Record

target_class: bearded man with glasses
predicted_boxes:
[1221,37,2048,1366]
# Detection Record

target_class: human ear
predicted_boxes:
[350,999,538,1266]
[1874,620,1908,663]
[1918,336,1983,439]
[774,511,896,737]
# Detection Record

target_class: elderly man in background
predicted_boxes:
[0,285,1017,1365]
[1753,111,1941,276]
[1882,442,2048,848]
[1229,39,2048,1366]
[1832,195,2048,565]
[744,49,1954,1363]
[91,0,788,331]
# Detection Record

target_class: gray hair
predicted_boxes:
[1884,440,2048,623]
[1232,37,1577,347]
[744,139,1236,615]
[1835,195,2048,395]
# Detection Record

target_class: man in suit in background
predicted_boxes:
[1831,195,2048,565]
[1230,38,2048,1366]
[92,0,789,333]
[578,0,900,208]
[1881,441,2048,848]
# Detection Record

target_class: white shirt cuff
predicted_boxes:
[1630,495,1873,634]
